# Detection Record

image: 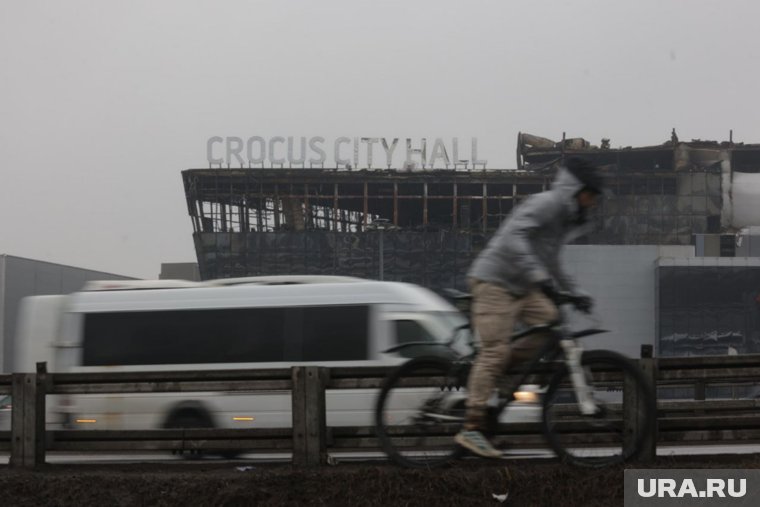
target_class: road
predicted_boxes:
[2,444,759,466]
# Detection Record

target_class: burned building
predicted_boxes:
[182,132,760,289]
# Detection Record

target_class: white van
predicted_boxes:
[13,276,471,433]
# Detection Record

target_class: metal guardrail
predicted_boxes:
[654,354,760,449]
[1,353,760,468]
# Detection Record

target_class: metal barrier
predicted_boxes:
[2,352,760,468]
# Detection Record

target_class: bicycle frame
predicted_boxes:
[492,306,608,419]
[384,298,610,422]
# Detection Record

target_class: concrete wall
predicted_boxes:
[563,247,758,359]
[0,255,133,372]
[562,245,693,358]
[656,256,760,357]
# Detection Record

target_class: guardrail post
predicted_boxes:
[291,366,328,466]
[625,345,657,463]
[637,345,657,462]
[694,380,706,401]
[10,370,46,468]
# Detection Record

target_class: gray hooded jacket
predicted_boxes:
[467,166,594,296]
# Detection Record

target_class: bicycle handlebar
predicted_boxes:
[549,291,578,305]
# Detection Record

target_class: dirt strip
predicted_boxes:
[1,454,758,507]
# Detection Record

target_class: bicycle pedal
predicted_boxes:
[493,439,510,451]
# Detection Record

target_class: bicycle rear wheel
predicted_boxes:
[375,356,468,468]
[542,349,654,467]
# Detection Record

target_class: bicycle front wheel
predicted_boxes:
[374,356,468,468]
[542,349,654,467]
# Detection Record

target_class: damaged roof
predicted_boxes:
[517,130,760,173]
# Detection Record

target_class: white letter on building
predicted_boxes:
[226,137,245,167]
[334,137,351,168]
[406,138,427,168]
[361,138,379,168]
[429,138,450,168]
[207,136,223,166]
[381,138,399,168]
[452,137,469,168]
[471,138,487,168]
[268,136,286,166]
[246,136,266,165]
[309,137,326,166]
[287,136,307,165]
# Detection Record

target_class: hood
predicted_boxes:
[550,166,586,217]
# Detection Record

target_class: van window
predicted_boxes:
[394,319,444,359]
[395,320,437,345]
[83,308,287,366]
[301,306,369,361]
[82,305,370,366]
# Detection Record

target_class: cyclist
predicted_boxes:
[454,156,606,458]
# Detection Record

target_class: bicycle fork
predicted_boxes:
[560,339,599,416]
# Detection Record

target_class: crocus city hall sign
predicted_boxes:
[207,136,487,170]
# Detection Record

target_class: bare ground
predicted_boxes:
[1,454,759,507]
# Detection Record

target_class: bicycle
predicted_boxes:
[374,290,655,468]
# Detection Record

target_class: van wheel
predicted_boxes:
[165,410,212,460]
[165,409,240,460]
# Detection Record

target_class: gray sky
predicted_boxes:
[2,0,759,279]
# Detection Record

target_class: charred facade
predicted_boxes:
[183,133,760,288]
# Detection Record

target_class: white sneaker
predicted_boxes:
[454,430,503,458]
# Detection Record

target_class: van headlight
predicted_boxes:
[513,384,543,403]
[513,391,539,403]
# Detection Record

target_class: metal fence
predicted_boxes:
[2,353,760,468]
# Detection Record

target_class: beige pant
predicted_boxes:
[464,279,558,429]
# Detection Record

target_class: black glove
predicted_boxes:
[538,280,560,303]
[571,294,594,314]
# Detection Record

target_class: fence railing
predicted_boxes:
[1,352,760,468]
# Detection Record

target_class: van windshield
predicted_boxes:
[393,311,470,358]
[426,311,469,341]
